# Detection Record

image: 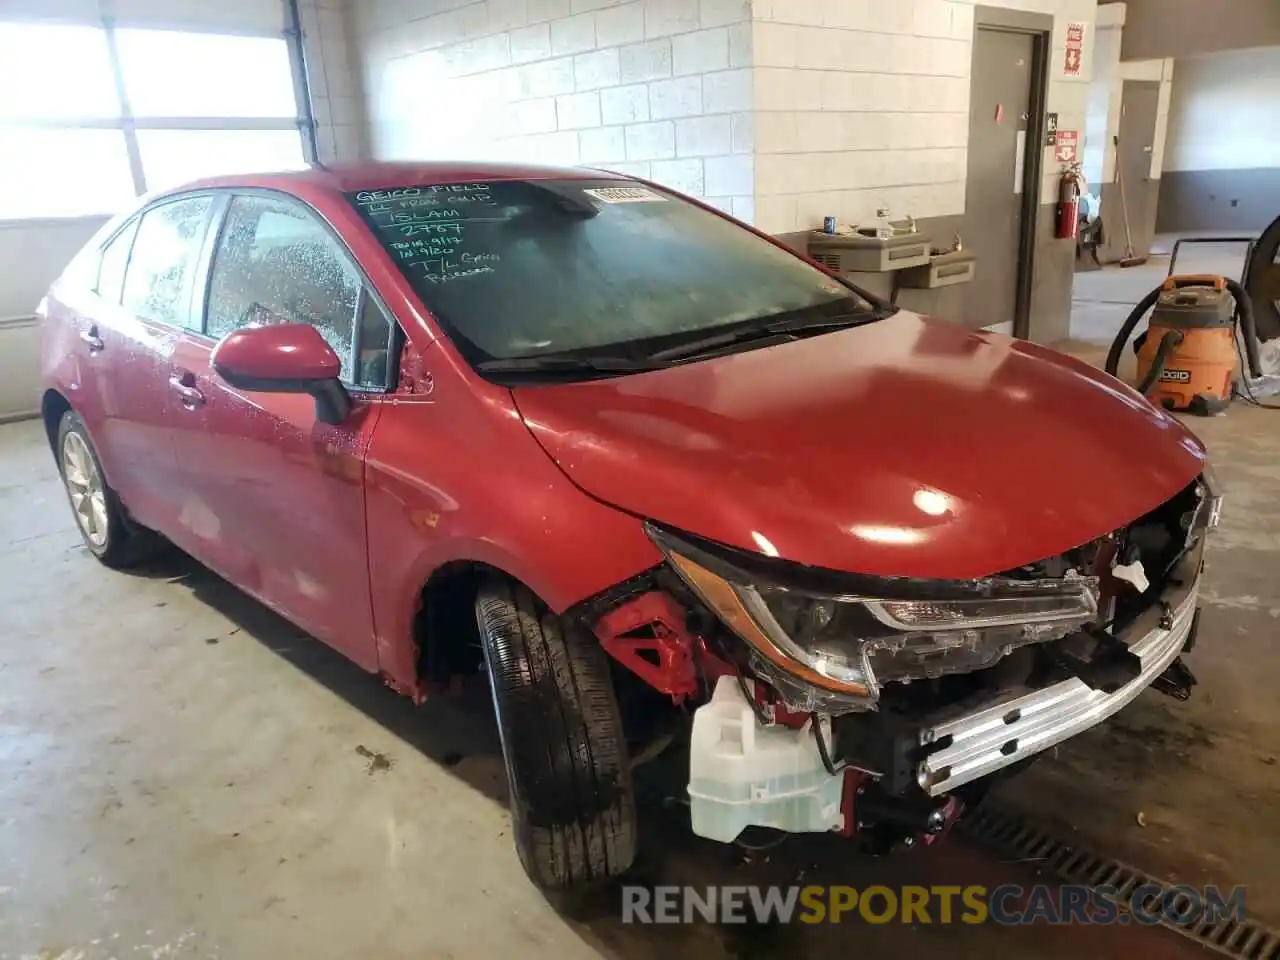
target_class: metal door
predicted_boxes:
[962,27,1037,331]
[1115,80,1161,260]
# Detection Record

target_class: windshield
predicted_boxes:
[347,179,884,367]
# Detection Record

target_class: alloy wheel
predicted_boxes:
[62,431,109,548]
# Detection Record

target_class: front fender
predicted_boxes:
[364,390,663,696]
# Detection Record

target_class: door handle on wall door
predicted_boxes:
[80,328,104,353]
[168,373,205,410]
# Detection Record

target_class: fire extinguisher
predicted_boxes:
[1056,164,1086,240]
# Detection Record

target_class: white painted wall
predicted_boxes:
[1164,45,1280,173]
[0,217,106,418]
[1083,3,1123,186]
[750,0,1099,235]
[355,0,757,220]
[0,217,106,320]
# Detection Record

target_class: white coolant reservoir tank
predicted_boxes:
[688,675,845,843]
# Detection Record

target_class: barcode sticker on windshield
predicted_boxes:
[584,187,668,204]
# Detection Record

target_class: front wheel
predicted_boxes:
[475,576,637,893]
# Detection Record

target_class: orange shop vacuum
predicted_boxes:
[1105,273,1262,416]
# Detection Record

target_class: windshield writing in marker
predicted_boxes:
[352,183,502,284]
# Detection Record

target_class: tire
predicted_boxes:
[55,411,162,569]
[1246,214,1280,341]
[475,576,637,893]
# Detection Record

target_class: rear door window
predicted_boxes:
[95,218,139,305]
[205,194,365,384]
[121,195,213,328]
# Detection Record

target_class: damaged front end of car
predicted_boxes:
[580,469,1222,851]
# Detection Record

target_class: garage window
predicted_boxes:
[116,30,298,120]
[0,129,138,220]
[136,130,307,196]
[0,19,307,220]
[0,23,119,121]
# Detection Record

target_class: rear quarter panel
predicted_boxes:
[39,286,114,469]
[38,216,127,472]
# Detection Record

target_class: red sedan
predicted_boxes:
[38,162,1218,893]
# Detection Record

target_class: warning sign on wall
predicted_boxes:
[1063,22,1086,76]
[1055,130,1079,163]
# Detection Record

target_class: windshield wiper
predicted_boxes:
[475,355,671,376]
[649,311,880,362]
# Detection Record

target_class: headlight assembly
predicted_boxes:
[650,524,1100,711]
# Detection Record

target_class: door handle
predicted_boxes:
[168,373,205,410]
[80,327,105,354]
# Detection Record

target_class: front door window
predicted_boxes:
[206,195,368,382]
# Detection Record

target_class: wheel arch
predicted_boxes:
[403,535,647,697]
[40,389,72,455]
[41,390,122,492]
[413,558,500,689]
[407,550,568,694]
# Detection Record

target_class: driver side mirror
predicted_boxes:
[211,323,352,424]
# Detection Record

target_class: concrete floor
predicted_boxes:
[3,305,1279,957]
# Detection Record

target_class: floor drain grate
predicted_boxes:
[958,802,1280,959]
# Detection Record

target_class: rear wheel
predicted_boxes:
[56,411,162,568]
[475,576,637,893]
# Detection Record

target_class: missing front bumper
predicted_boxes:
[916,577,1200,796]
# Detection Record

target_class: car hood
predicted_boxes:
[511,312,1207,580]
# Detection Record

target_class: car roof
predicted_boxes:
[180,160,624,196]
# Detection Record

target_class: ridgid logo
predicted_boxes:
[621,884,1247,926]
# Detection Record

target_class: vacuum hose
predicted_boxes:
[1105,276,1263,384]
[1105,285,1161,380]
[1134,330,1184,395]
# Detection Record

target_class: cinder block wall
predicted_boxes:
[355,0,1099,232]
[750,0,972,233]
[354,0,1102,342]
[297,0,368,164]
[750,0,1096,235]
[355,0,757,220]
